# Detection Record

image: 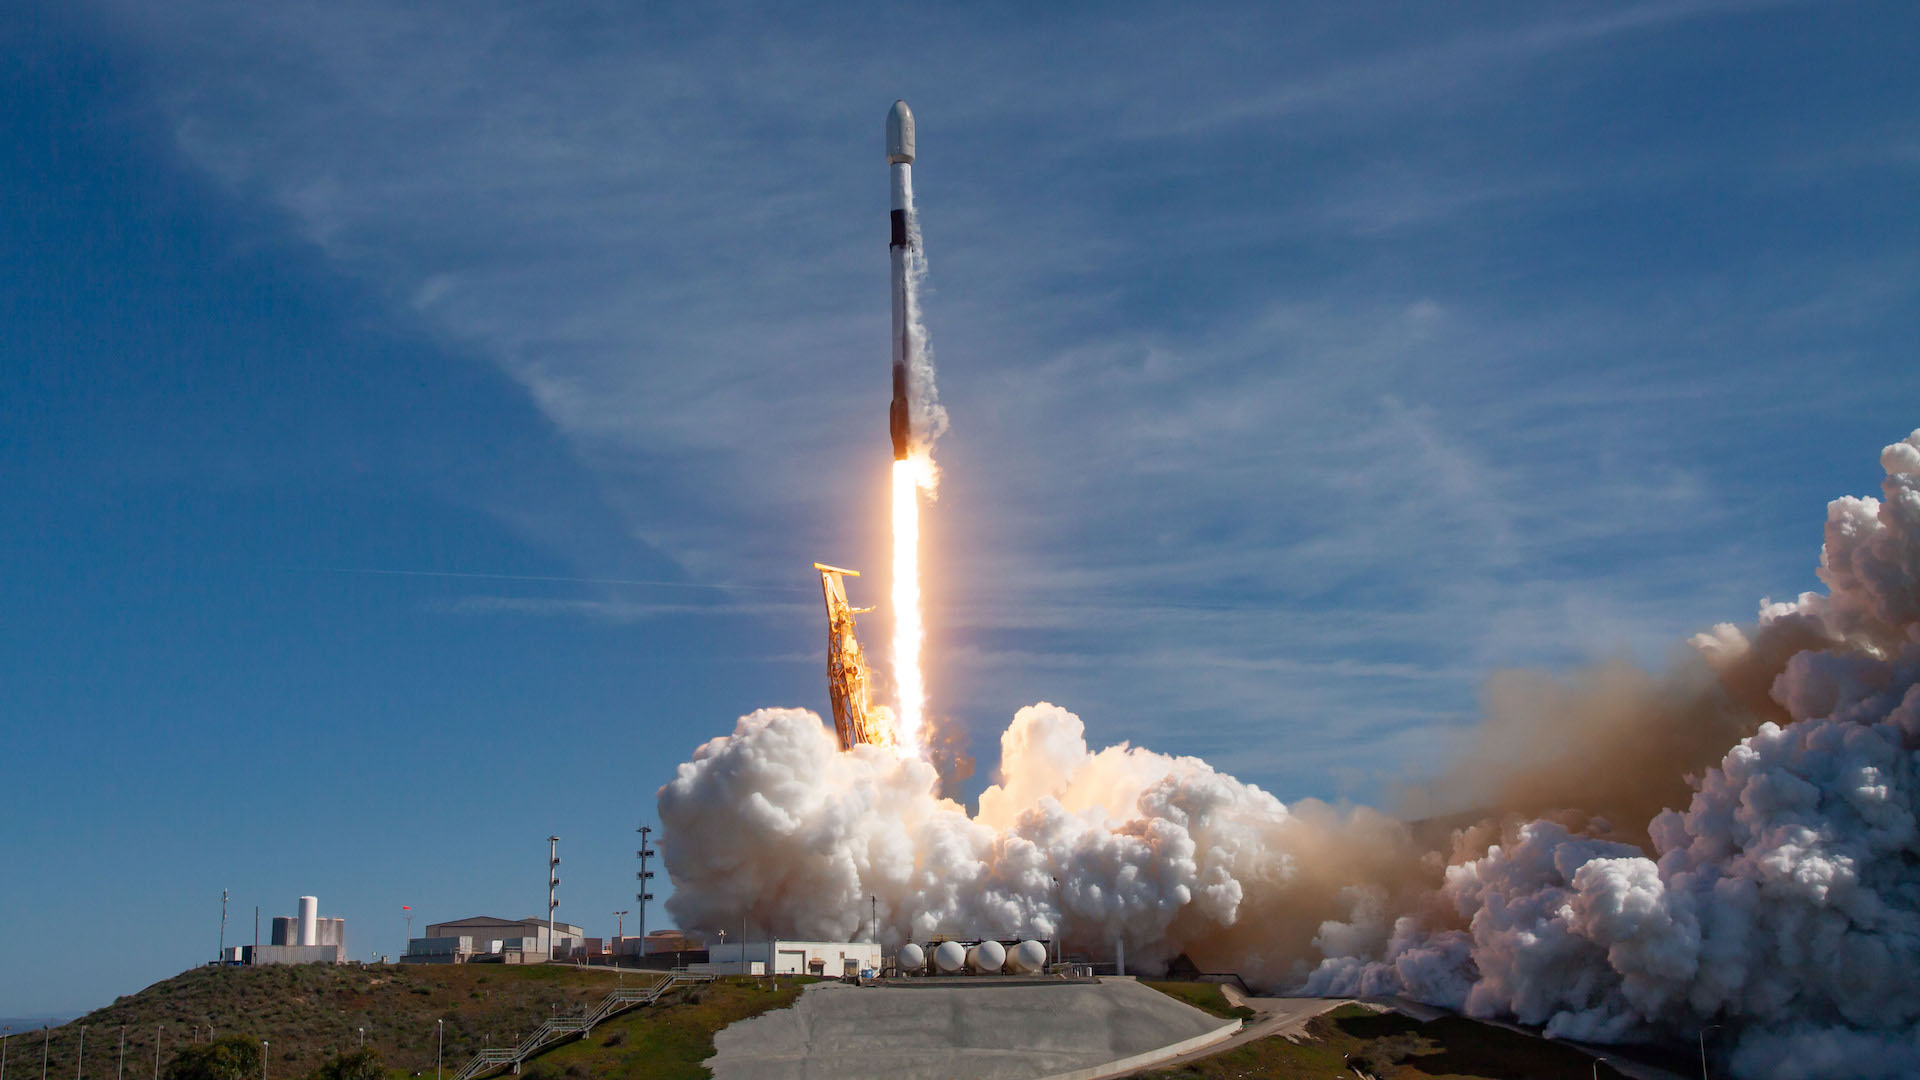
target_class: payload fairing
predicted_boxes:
[887,99,916,461]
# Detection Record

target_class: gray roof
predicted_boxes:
[426,915,587,935]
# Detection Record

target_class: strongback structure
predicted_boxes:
[814,563,894,751]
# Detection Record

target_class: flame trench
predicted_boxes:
[891,454,934,756]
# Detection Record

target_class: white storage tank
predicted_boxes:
[932,940,967,974]
[967,939,1006,974]
[297,896,319,947]
[897,942,926,973]
[1008,939,1048,974]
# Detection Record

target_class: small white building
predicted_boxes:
[693,940,883,978]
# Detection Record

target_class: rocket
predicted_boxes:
[887,100,915,462]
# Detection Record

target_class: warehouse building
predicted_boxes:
[402,915,587,963]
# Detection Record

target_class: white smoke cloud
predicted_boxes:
[658,429,1920,1079]
[660,701,1418,986]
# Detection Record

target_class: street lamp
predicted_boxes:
[435,1021,443,1080]
[258,1043,266,1080]
[1699,1024,1721,1080]
[76,1026,86,1080]
[116,1028,124,1080]
[356,1030,363,1049]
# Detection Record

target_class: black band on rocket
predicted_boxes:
[891,210,908,249]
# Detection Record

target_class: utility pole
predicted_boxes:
[116,1029,124,1080]
[41,1027,48,1080]
[258,1043,266,1080]
[634,826,655,957]
[435,1020,443,1080]
[547,836,562,963]
[218,891,228,963]
[1050,876,1062,970]
[1698,1024,1720,1080]
[869,896,877,943]
[75,1026,85,1080]
[252,908,258,961]
[152,1027,159,1080]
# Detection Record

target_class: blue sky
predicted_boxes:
[3,0,1916,1016]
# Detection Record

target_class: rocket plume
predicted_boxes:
[891,454,934,756]
[661,429,1920,1080]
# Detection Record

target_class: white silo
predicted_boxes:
[966,939,1006,974]
[897,943,926,973]
[298,896,319,947]
[1008,940,1048,974]
[932,940,967,974]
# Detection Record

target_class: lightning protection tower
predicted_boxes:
[636,825,656,957]
[546,835,561,962]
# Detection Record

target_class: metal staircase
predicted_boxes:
[450,971,715,1080]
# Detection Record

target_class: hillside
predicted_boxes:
[12,964,803,1080]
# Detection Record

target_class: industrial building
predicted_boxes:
[218,895,347,965]
[692,940,883,978]
[611,928,703,958]
[401,915,587,964]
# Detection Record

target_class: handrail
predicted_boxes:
[449,972,714,1080]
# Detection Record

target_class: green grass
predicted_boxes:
[514,977,815,1080]
[1134,1004,1636,1080]
[14,965,798,1080]
[1139,981,1257,1022]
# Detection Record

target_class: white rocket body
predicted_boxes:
[887,100,915,461]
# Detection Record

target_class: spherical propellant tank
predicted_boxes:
[933,940,967,974]
[1008,939,1048,974]
[967,939,1007,974]
[897,942,926,973]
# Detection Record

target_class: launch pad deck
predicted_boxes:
[707,977,1238,1080]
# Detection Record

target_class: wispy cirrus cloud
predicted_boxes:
[77,0,1920,798]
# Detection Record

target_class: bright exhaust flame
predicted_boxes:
[891,453,935,756]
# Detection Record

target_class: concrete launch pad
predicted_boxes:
[706,977,1239,1080]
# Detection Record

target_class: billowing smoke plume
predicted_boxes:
[658,430,1920,1079]
[660,701,1424,985]
[1309,430,1920,1079]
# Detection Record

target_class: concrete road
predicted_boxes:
[707,978,1232,1080]
[1115,988,1352,1076]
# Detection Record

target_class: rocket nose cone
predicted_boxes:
[886,100,915,164]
